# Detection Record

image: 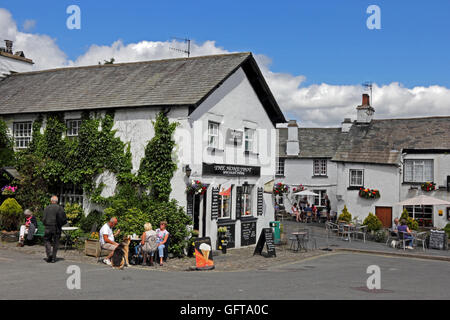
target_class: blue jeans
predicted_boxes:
[158,244,165,258]
[404,234,414,247]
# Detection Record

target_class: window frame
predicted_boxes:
[349,169,364,187]
[218,185,233,220]
[58,184,84,208]
[13,121,33,149]
[403,159,434,183]
[207,121,220,149]
[276,158,285,176]
[313,159,327,176]
[312,189,327,207]
[66,119,82,137]
[244,127,256,153]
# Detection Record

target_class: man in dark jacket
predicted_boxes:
[42,196,67,263]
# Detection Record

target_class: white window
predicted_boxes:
[66,119,82,137]
[349,169,364,187]
[13,122,32,149]
[219,187,232,219]
[244,128,255,153]
[313,190,327,206]
[276,158,285,176]
[240,184,254,217]
[403,205,433,227]
[313,159,327,176]
[208,121,219,149]
[59,184,83,207]
[404,160,433,183]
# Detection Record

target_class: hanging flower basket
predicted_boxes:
[273,182,289,195]
[1,185,17,196]
[421,182,436,192]
[186,180,207,195]
[359,188,380,199]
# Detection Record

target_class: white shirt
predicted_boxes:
[99,223,114,245]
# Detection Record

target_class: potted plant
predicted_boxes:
[84,231,100,257]
[273,182,289,195]
[186,180,207,196]
[421,182,436,192]
[0,198,22,242]
[217,226,228,254]
[359,188,380,199]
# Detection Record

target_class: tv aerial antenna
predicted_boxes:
[170,37,191,57]
[363,81,373,105]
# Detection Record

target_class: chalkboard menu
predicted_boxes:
[429,230,448,250]
[241,220,257,246]
[186,193,194,219]
[217,222,235,249]
[253,228,276,257]
[257,187,264,216]
[211,187,219,220]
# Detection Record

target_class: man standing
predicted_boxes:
[325,195,331,221]
[42,196,67,263]
[99,217,121,266]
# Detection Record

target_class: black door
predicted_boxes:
[193,194,201,231]
[202,192,207,237]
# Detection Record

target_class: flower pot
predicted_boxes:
[1,230,19,243]
[84,239,101,257]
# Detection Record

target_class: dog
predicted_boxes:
[111,235,131,270]
[390,240,398,248]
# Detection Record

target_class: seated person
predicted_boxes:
[100,217,121,265]
[291,203,300,222]
[392,218,400,233]
[17,209,38,247]
[304,204,313,219]
[398,219,414,249]
[311,204,318,220]
[139,222,158,266]
[155,221,169,266]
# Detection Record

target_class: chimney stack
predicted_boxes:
[341,118,353,133]
[286,120,300,156]
[4,40,13,54]
[356,94,375,124]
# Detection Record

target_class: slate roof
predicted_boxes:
[278,127,344,158]
[332,117,450,165]
[0,52,285,123]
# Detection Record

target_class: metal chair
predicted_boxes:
[414,232,427,251]
[340,224,353,241]
[385,228,399,246]
[398,231,410,250]
[353,225,367,242]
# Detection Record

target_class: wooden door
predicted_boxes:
[375,207,392,228]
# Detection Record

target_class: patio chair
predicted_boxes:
[385,228,399,246]
[340,224,353,242]
[414,232,427,251]
[303,227,317,250]
[289,235,300,251]
[397,231,409,250]
[353,225,367,243]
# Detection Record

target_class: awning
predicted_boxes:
[294,190,319,196]
[1,167,22,180]
[396,195,450,206]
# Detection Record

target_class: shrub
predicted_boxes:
[363,212,383,232]
[104,206,148,239]
[0,198,23,231]
[65,203,83,226]
[338,205,352,223]
[444,223,450,239]
[374,230,387,243]
[400,209,419,231]
[78,210,104,233]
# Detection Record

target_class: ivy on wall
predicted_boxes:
[0,118,14,167]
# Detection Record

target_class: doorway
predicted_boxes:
[375,207,392,228]
[192,193,207,237]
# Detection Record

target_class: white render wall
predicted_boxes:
[0,55,33,76]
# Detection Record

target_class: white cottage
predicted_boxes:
[278,94,450,229]
[0,40,34,76]
[0,52,286,249]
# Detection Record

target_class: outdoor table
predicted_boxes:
[61,226,79,251]
[291,232,307,252]
[341,224,354,241]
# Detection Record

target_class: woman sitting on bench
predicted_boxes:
[17,209,38,247]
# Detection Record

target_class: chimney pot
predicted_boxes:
[4,40,13,54]
[362,93,370,106]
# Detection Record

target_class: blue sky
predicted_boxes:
[1,1,450,126]
[4,0,450,87]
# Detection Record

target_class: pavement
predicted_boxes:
[1,246,450,299]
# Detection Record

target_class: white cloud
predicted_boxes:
[22,19,36,32]
[1,8,450,127]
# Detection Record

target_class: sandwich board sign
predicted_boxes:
[194,237,215,270]
[253,228,276,257]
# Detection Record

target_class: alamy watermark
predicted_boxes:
[366,5,381,30]
[66,265,81,290]
[66,5,81,30]
[366,265,381,290]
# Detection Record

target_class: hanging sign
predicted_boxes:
[203,163,260,177]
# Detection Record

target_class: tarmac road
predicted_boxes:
[0,248,449,300]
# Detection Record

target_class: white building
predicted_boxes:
[278,94,450,229]
[0,52,286,249]
[0,40,34,76]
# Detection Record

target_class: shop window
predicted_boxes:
[404,160,433,183]
[313,190,327,207]
[218,185,232,219]
[13,121,32,149]
[238,184,254,217]
[403,205,433,227]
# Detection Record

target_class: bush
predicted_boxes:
[65,203,83,226]
[374,230,387,243]
[0,198,23,231]
[338,205,352,223]
[104,206,148,239]
[363,212,383,232]
[400,209,419,231]
[78,210,104,233]
[444,223,450,239]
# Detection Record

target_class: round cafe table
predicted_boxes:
[291,232,307,252]
[61,226,79,251]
